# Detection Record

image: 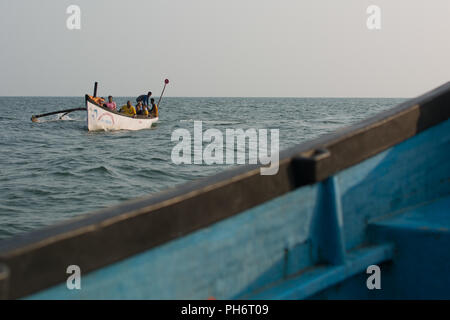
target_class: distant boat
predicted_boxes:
[31,81,168,131]
[86,95,158,131]
[2,82,449,300]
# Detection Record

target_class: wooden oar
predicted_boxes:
[31,108,86,122]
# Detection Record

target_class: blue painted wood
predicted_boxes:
[338,119,450,250]
[28,185,320,299]
[368,196,450,299]
[309,195,450,299]
[26,119,450,299]
[311,176,346,265]
[247,244,394,300]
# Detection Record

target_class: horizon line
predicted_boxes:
[0,95,409,99]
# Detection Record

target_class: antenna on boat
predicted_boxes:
[93,82,98,97]
[157,79,169,107]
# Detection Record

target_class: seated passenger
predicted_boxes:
[105,96,117,111]
[136,102,142,114]
[142,105,149,117]
[136,102,149,117]
[149,98,158,118]
[119,101,137,117]
[91,96,105,106]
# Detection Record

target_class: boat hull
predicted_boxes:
[86,97,158,131]
[0,83,449,300]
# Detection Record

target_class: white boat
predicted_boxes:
[86,95,159,131]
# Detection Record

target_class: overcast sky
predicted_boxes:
[0,0,449,97]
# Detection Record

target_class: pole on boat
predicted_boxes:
[93,82,98,97]
[157,79,170,107]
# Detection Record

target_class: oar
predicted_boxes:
[157,79,170,107]
[31,107,86,122]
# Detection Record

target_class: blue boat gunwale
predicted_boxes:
[0,82,449,299]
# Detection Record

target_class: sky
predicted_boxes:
[0,0,449,97]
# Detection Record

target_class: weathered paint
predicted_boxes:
[26,118,450,299]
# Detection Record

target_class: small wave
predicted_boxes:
[0,204,23,213]
[33,118,62,123]
[83,165,116,176]
[59,114,77,121]
[179,119,244,125]
[22,188,53,196]
[53,171,77,177]
[32,114,84,123]
[205,120,244,125]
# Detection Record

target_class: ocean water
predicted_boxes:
[0,96,405,240]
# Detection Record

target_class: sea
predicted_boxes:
[0,96,405,240]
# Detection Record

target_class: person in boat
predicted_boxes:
[136,102,149,117]
[105,96,117,111]
[91,96,105,106]
[136,91,152,106]
[149,98,158,118]
[119,101,137,117]
[135,102,142,114]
